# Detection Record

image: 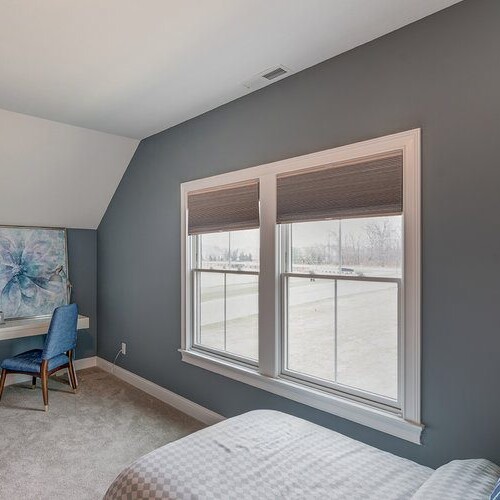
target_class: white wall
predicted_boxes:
[0,108,138,229]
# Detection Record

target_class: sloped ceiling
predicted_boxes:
[0,109,138,229]
[0,0,462,139]
[0,1,462,229]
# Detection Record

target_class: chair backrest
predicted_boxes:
[42,304,78,360]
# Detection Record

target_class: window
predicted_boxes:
[192,228,259,362]
[181,130,421,443]
[281,216,401,405]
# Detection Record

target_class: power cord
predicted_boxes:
[112,347,123,374]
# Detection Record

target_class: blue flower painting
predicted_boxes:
[0,227,69,319]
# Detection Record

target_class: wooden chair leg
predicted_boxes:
[41,360,49,411]
[32,376,36,389]
[0,369,7,400]
[67,366,75,391]
[68,350,78,392]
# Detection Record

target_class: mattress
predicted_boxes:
[104,409,433,499]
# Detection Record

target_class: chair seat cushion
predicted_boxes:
[1,349,69,373]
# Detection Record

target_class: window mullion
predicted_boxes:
[258,174,279,377]
[334,279,338,383]
[223,272,227,352]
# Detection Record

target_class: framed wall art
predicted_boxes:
[0,226,70,320]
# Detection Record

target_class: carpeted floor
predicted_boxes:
[0,367,205,500]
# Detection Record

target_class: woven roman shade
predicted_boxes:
[188,180,259,235]
[277,151,403,224]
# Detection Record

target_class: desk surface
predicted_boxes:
[0,315,90,341]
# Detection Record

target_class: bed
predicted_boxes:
[104,410,499,499]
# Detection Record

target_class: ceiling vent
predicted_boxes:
[243,65,292,90]
[262,67,288,80]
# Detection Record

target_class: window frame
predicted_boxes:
[180,129,422,443]
[190,232,260,366]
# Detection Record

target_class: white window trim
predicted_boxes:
[180,129,422,444]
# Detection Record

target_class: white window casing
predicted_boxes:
[180,129,422,444]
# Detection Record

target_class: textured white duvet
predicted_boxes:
[105,410,500,499]
[105,410,435,499]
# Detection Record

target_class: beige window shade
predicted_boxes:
[277,151,403,224]
[188,180,259,235]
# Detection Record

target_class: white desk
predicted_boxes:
[0,315,90,341]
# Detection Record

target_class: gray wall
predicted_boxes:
[67,229,97,359]
[0,228,97,362]
[97,0,500,468]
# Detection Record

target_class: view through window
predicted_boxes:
[193,216,401,402]
[193,228,259,361]
[283,215,402,401]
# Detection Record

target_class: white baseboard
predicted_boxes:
[5,355,97,387]
[74,356,97,370]
[96,357,224,426]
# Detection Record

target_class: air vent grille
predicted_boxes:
[262,67,288,80]
[242,65,292,90]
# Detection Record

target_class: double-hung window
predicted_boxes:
[188,181,260,364]
[181,130,421,443]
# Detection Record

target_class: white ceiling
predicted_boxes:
[0,0,462,140]
[0,109,138,229]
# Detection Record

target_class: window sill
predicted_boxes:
[180,348,423,444]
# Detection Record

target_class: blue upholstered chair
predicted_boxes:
[0,304,79,411]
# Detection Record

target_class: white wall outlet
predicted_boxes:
[121,342,127,355]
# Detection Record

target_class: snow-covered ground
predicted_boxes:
[198,272,399,400]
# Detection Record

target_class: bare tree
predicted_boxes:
[365,219,401,267]
[343,233,362,265]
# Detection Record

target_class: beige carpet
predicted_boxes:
[0,367,205,500]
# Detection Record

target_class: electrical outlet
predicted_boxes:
[121,342,127,355]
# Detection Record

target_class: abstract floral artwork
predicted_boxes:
[0,227,69,319]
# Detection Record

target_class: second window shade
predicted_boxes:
[188,180,259,235]
[276,151,403,224]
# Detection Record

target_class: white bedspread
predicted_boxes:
[105,410,433,499]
